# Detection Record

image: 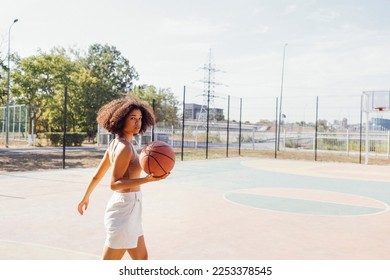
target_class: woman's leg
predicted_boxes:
[127,236,148,260]
[102,246,126,260]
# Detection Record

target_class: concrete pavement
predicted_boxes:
[1,158,390,260]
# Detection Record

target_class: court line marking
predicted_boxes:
[0,194,26,199]
[0,239,100,259]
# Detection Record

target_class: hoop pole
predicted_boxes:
[226,95,230,158]
[359,95,363,164]
[387,131,390,160]
[315,96,319,161]
[238,98,242,156]
[181,86,185,161]
[365,110,369,165]
[274,97,278,159]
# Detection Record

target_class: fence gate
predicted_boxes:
[0,104,31,144]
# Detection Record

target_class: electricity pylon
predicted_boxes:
[195,49,223,158]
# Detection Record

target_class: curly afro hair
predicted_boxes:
[96,95,155,135]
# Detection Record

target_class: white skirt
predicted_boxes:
[104,191,143,249]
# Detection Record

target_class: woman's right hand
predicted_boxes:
[77,198,89,215]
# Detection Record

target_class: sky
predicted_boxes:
[1,0,390,123]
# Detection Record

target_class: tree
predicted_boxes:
[11,44,140,141]
[9,43,173,144]
[69,67,99,139]
[318,119,330,132]
[132,85,179,126]
[78,43,139,138]
[214,112,225,121]
[11,49,78,134]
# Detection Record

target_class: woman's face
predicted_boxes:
[124,109,142,135]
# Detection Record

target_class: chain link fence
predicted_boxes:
[92,88,390,164]
[4,91,390,165]
[144,90,390,164]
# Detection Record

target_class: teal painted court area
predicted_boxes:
[224,190,388,216]
[1,158,390,260]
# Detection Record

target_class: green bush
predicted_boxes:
[46,133,62,146]
[45,132,86,146]
[285,139,303,148]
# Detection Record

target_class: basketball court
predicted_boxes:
[1,157,390,260]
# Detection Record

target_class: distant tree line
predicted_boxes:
[0,43,179,141]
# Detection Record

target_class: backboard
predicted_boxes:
[362,91,390,113]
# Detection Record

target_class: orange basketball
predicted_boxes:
[139,141,175,177]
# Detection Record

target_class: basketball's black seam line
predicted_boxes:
[147,155,152,174]
[143,149,175,161]
[140,151,153,174]
[147,151,175,162]
[147,155,168,174]
[141,154,170,175]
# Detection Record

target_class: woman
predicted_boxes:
[77,95,168,260]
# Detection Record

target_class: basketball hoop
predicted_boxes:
[362,91,390,165]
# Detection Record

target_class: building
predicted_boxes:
[372,118,390,131]
[184,103,224,120]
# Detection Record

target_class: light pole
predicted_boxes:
[5,18,18,148]
[277,43,288,151]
